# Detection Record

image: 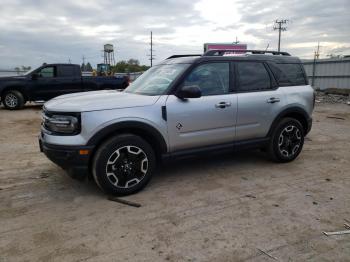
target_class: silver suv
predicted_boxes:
[39,50,314,195]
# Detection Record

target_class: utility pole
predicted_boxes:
[312,42,320,87]
[273,19,288,52]
[82,55,86,71]
[148,31,155,67]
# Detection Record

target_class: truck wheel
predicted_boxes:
[268,117,304,163]
[3,90,25,110]
[92,134,156,195]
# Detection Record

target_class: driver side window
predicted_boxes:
[183,63,230,96]
[38,66,55,78]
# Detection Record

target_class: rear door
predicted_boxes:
[166,62,237,152]
[235,61,286,140]
[56,65,83,95]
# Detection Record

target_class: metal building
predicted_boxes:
[303,57,350,90]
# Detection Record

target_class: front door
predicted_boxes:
[30,65,59,100]
[166,62,237,152]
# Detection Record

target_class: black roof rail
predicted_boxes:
[204,49,291,56]
[167,54,202,59]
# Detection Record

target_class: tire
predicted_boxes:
[2,90,25,110]
[92,134,156,195]
[267,117,304,163]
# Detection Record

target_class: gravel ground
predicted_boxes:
[0,102,350,262]
[316,91,350,105]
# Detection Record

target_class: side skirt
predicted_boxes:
[162,137,270,162]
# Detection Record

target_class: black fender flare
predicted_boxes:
[1,85,29,101]
[87,121,168,154]
[267,107,311,136]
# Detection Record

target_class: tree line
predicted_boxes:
[14,66,31,72]
[81,59,149,73]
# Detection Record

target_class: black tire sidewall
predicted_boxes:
[92,134,156,195]
[270,118,305,162]
[3,90,24,110]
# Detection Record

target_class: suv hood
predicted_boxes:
[44,90,160,112]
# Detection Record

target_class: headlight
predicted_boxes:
[43,113,80,135]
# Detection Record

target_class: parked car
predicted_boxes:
[39,50,315,195]
[0,63,129,109]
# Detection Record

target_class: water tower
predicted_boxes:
[103,44,116,66]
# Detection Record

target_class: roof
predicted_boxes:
[160,53,302,65]
[41,63,80,67]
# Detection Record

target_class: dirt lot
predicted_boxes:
[0,102,350,262]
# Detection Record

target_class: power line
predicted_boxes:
[273,19,288,52]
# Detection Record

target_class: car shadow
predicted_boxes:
[54,149,271,198]
[0,103,43,111]
[154,149,271,183]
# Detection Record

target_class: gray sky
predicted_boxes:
[0,0,349,69]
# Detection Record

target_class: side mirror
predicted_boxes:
[176,85,202,99]
[31,73,39,80]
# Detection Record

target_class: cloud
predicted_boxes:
[0,0,349,69]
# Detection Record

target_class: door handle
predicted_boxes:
[267,97,280,103]
[215,102,231,108]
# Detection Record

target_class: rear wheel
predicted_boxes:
[3,90,25,110]
[268,118,304,163]
[92,134,156,195]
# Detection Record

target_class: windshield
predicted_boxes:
[24,67,38,76]
[124,63,190,95]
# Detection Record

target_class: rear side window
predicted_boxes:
[58,66,78,77]
[269,63,306,86]
[237,62,271,91]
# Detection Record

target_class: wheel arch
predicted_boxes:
[1,85,29,101]
[268,107,310,136]
[87,121,168,161]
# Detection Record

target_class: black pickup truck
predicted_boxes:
[0,63,129,109]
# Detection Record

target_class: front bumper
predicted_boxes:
[39,134,94,179]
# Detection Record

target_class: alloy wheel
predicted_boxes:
[105,146,148,189]
[278,125,302,157]
[5,93,18,108]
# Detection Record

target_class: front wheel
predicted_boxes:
[268,118,305,163]
[3,90,25,110]
[92,134,156,195]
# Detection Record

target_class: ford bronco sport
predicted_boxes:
[39,50,314,195]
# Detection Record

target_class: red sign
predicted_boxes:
[204,43,247,52]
